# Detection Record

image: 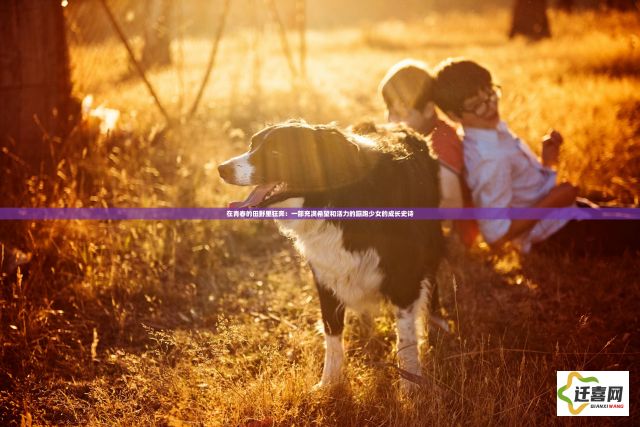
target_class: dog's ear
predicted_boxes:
[249,124,279,150]
[310,125,364,154]
[311,125,383,187]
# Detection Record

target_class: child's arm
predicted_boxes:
[490,182,578,248]
[439,166,464,208]
[467,156,513,244]
[541,129,563,168]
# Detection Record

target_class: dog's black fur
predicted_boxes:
[219,121,444,387]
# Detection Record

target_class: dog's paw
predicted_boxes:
[312,375,349,394]
[312,379,338,393]
[311,381,327,392]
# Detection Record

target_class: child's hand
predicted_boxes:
[542,129,563,168]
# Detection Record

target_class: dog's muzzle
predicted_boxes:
[217,161,235,182]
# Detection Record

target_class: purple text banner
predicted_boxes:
[0,208,639,220]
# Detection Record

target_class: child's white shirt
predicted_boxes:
[462,121,569,252]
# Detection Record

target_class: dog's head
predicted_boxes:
[218,121,380,208]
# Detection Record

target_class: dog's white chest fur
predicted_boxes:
[275,202,384,312]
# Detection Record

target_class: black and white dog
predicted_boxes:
[218,121,444,389]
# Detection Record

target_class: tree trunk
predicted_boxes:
[0,0,75,177]
[509,0,552,40]
[556,0,574,12]
[603,0,638,10]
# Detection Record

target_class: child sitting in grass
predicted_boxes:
[378,59,478,247]
[431,57,640,256]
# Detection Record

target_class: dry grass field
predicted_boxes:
[1,6,640,426]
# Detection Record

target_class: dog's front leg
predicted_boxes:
[313,273,345,388]
[394,284,429,395]
[394,282,430,389]
[395,302,421,379]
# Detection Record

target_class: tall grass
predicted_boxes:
[1,8,639,426]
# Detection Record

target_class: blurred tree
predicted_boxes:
[509,0,551,40]
[603,0,638,9]
[140,0,172,69]
[556,0,574,11]
[0,0,76,178]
